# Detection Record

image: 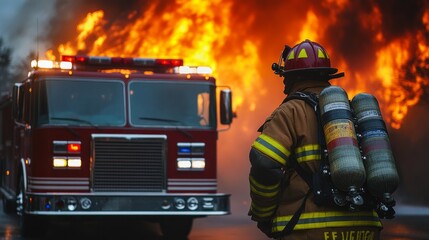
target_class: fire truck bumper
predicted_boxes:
[25,193,230,216]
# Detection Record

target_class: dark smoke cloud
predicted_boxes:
[45,0,145,48]
[389,101,429,204]
[324,0,427,70]
[377,0,426,39]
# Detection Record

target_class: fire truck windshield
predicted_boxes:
[129,80,215,129]
[36,79,126,126]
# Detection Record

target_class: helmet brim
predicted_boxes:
[282,67,341,81]
[282,67,338,76]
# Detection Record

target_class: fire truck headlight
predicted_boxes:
[177,158,205,170]
[177,159,192,169]
[191,159,205,170]
[53,158,68,168]
[68,158,82,168]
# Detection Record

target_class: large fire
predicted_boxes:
[45,0,429,130]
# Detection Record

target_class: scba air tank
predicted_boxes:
[351,93,399,204]
[319,86,366,205]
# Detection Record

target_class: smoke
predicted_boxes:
[389,100,429,204]
[325,0,426,59]
[0,0,56,64]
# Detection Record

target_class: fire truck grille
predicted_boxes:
[91,135,167,192]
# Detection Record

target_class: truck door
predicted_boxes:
[11,81,32,193]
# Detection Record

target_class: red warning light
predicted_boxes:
[68,143,81,154]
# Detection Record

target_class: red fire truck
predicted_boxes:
[0,56,234,238]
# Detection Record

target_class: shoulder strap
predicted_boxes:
[277,91,329,237]
[282,91,319,110]
[281,91,322,188]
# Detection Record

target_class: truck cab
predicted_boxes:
[0,56,234,238]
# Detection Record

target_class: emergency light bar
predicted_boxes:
[61,55,184,68]
[31,55,212,74]
[31,60,73,70]
[174,66,213,75]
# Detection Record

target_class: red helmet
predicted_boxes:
[273,39,343,81]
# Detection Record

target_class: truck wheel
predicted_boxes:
[17,175,46,238]
[160,217,193,240]
[2,196,16,214]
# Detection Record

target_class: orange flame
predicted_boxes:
[45,1,428,130]
[47,1,263,112]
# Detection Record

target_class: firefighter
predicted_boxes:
[248,39,383,239]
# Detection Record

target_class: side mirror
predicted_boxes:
[220,89,233,125]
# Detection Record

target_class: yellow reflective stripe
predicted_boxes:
[250,184,279,198]
[251,202,277,212]
[296,154,321,163]
[298,49,308,58]
[275,210,379,221]
[295,144,321,163]
[273,211,382,232]
[287,50,295,60]
[249,175,280,191]
[250,203,277,217]
[295,144,320,153]
[253,141,286,165]
[252,209,275,218]
[251,202,277,217]
[317,48,326,58]
[252,134,290,165]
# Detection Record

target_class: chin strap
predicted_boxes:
[329,72,345,79]
[282,72,345,95]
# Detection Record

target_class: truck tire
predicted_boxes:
[160,217,193,240]
[2,196,16,214]
[17,175,46,238]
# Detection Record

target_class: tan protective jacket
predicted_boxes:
[249,80,382,236]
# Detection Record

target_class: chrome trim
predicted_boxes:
[29,211,229,216]
[28,177,89,181]
[167,179,217,190]
[28,192,229,197]
[28,180,89,185]
[168,182,217,186]
[27,177,90,191]
[25,193,230,216]
[90,134,167,192]
[177,142,205,147]
[20,158,28,191]
[168,178,216,182]
[91,134,167,140]
[168,187,217,191]
[0,187,14,200]
[27,185,89,190]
